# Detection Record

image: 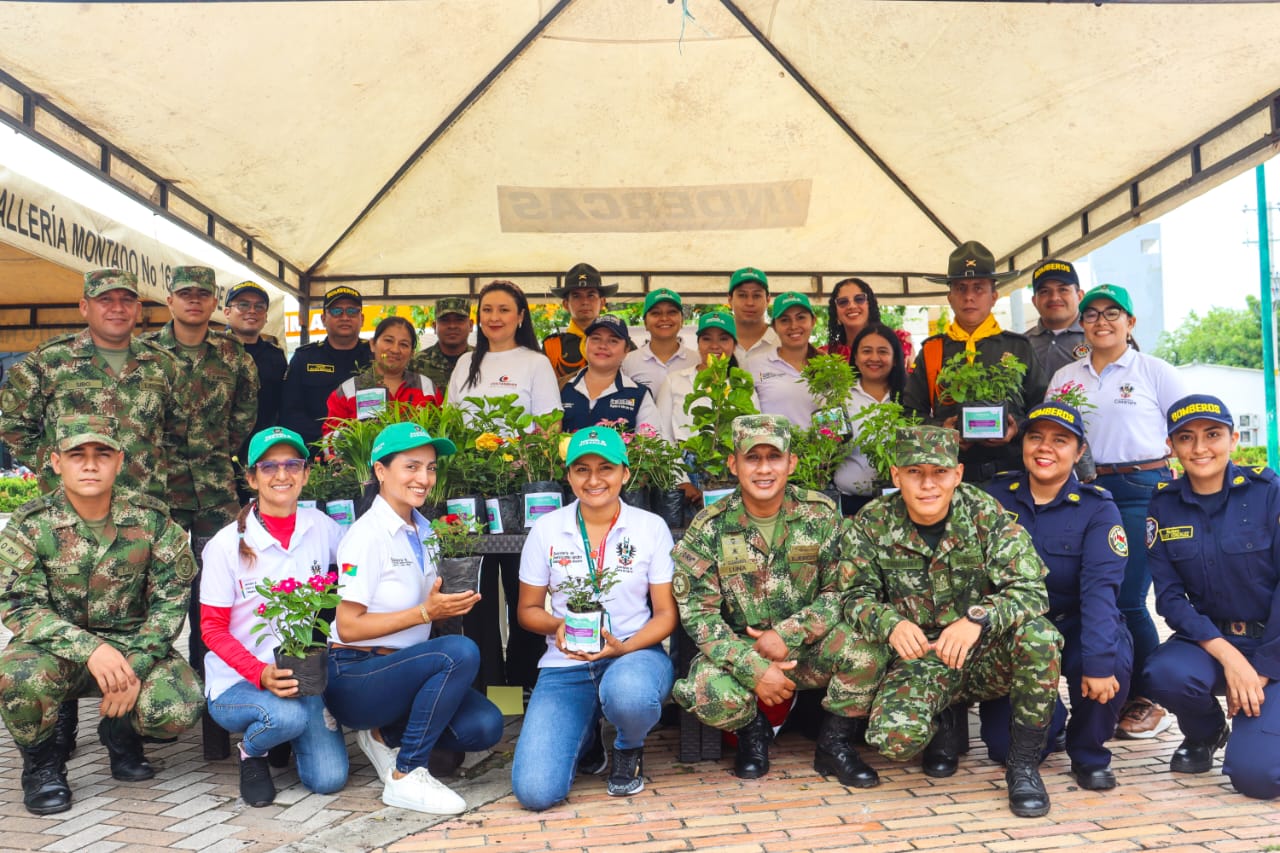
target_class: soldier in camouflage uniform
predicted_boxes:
[842,425,1062,817]
[409,296,473,390]
[0,416,202,815]
[0,268,183,501]
[672,414,887,787]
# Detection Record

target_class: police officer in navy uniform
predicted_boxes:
[1143,394,1280,800]
[980,402,1132,790]
[279,286,373,454]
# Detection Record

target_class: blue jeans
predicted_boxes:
[512,647,674,811]
[1095,467,1171,696]
[324,635,504,774]
[207,682,349,794]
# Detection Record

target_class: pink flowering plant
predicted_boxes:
[1048,380,1096,414]
[595,420,683,491]
[791,424,848,491]
[251,572,342,659]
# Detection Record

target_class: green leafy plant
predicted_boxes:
[317,400,424,486]
[791,425,847,491]
[508,410,567,484]
[623,422,684,492]
[555,565,624,612]
[251,572,342,658]
[428,512,486,558]
[681,354,759,486]
[299,460,361,504]
[802,352,858,412]
[851,401,922,482]
[935,351,1027,405]
[0,476,40,512]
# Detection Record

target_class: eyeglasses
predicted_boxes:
[327,306,362,317]
[255,459,307,476]
[1081,307,1125,323]
[835,294,868,308]
[229,301,267,314]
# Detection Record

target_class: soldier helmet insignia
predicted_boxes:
[55,415,121,452]
[732,414,792,454]
[893,425,959,468]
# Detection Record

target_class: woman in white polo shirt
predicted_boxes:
[1047,284,1187,739]
[747,292,822,427]
[324,423,503,815]
[200,427,348,808]
[512,426,677,810]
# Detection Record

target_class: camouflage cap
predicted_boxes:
[732,414,792,454]
[83,268,138,298]
[894,425,959,467]
[55,414,121,452]
[435,296,470,320]
[169,265,216,294]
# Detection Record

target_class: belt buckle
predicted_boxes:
[1229,621,1248,637]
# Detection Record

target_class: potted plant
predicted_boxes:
[791,424,847,498]
[802,352,857,439]
[625,422,686,526]
[1046,380,1097,481]
[508,409,567,527]
[850,400,922,491]
[250,572,342,696]
[681,354,759,506]
[555,563,625,655]
[934,351,1027,440]
[429,512,487,594]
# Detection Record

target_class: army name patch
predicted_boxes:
[1108,525,1128,557]
[1158,525,1193,542]
[0,537,35,573]
[307,363,335,373]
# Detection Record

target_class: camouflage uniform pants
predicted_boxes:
[674,623,889,731]
[867,616,1062,761]
[0,643,204,747]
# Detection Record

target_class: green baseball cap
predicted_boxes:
[729,266,768,293]
[83,268,138,298]
[565,426,629,466]
[732,414,792,454]
[247,426,309,466]
[370,422,457,466]
[1079,283,1134,316]
[642,288,682,315]
[55,414,121,452]
[169,265,217,294]
[696,310,737,340]
[770,291,814,322]
[894,425,959,468]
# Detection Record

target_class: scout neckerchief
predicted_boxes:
[576,503,621,594]
[945,314,1002,362]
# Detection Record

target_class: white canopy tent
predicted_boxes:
[1,0,1277,333]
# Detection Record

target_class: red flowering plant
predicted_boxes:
[428,512,486,559]
[251,572,342,659]
[791,423,848,491]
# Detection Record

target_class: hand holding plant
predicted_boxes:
[251,572,342,659]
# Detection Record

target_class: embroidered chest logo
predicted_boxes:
[1118,383,1134,399]
[1072,343,1091,359]
[615,538,636,567]
[310,560,323,575]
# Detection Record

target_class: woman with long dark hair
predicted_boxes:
[824,278,881,359]
[834,323,908,516]
[325,316,438,433]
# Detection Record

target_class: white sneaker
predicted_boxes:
[356,729,398,784]
[381,766,467,814]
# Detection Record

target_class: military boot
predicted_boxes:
[921,703,966,778]
[53,699,79,772]
[1005,722,1051,818]
[813,713,879,788]
[21,737,72,815]
[733,711,773,779]
[98,717,155,782]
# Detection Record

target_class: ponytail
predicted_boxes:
[236,501,257,568]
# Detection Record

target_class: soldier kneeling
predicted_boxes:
[672,414,887,787]
[0,416,203,815]
[843,426,1063,817]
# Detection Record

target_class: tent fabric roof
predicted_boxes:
[1,0,1278,305]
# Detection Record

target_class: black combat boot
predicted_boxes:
[921,703,966,778]
[1005,722,1051,818]
[21,737,72,815]
[1170,721,1230,774]
[98,717,155,782]
[813,713,879,788]
[53,699,79,772]
[733,710,773,779]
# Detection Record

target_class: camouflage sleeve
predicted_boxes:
[979,512,1049,634]
[773,515,848,648]
[158,352,189,489]
[0,523,105,663]
[672,524,770,690]
[124,513,197,679]
[229,347,260,455]
[840,518,906,643]
[0,355,47,470]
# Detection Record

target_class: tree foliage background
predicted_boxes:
[1154,294,1275,369]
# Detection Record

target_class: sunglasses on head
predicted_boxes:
[835,294,868,307]
[327,306,361,317]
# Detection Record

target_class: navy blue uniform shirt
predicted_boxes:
[560,368,654,433]
[1146,462,1280,681]
[986,471,1127,678]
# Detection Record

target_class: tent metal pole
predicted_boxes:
[1255,165,1279,471]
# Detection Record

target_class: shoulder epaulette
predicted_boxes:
[1248,465,1277,483]
[126,492,170,514]
[1155,481,1171,491]
[1090,483,1112,498]
[34,332,78,352]
[9,492,53,523]
[294,341,321,352]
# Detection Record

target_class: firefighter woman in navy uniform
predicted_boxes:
[979,402,1132,790]
[1142,395,1280,800]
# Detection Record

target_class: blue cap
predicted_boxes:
[1166,394,1233,436]
[583,314,631,343]
[1021,402,1085,440]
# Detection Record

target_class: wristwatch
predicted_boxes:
[965,604,991,633]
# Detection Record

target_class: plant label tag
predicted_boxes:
[961,403,1006,441]
[446,496,481,522]
[524,491,562,527]
[485,498,503,534]
[325,499,355,525]
[355,387,387,420]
